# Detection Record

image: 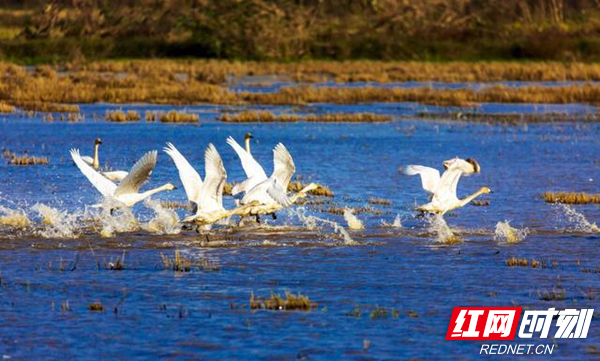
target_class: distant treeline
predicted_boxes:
[2,0,600,62]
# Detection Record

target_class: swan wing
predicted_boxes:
[402,165,440,195]
[198,144,227,212]
[70,149,117,197]
[114,150,157,196]
[436,158,478,202]
[163,142,203,202]
[272,143,295,189]
[266,178,292,207]
[226,136,267,180]
[80,155,94,165]
[101,170,129,182]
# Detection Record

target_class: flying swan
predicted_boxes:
[80,138,129,181]
[403,157,492,215]
[226,134,267,196]
[71,149,175,207]
[164,142,229,225]
[237,143,318,221]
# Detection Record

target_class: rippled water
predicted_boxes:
[0,93,599,359]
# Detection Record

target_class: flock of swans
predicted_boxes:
[70,133,492,232]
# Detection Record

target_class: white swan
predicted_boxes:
[80,138,129,181]
[403,157,491,215]
[71,149,175,207]
[226,134,267,195]
[163,142,227,218]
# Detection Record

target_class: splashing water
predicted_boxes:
[494,221,529,243]
[555,204,600,233]
[98,199,139,238]
[0,205,30,228]
[381,214,403,228]
[142,200,181,235]
[425,215,461,244]
[32,203,81,238]
[344,209,364,230]
[292,207,357,245]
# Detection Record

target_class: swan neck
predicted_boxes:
[245,137,251,154]
[140,184,170,199]
[459,189,485,207]
[93,143,100,169]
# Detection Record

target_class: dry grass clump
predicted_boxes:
[471,199,490,206]
[419,112,596,124]
[10,101,80,113]
[506,257,549,268]
[537,288,566,301]
[220,111,390,123]
[159,111,199,123]
[241,84,600,107]
[543,192,600,204]
[250,291,316,311]
[161,250,192,272]
[160,250,219,272]
[105,110,141,122]
[0,102,15,113]
[5,150,49,165]
[368,197,391,206]
[89,302,104,311]
[304,113,391,122]
[220,111,300,123]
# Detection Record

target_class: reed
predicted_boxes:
[159,111,199,123]
[368,197,391,206]
[161,250,192,272]
[542,192,600,204]
[538,288,566,301]
[0,102,14,113]
[220,111,390,123]
[471,199,490,206]
[6,151,49,165]
[9,101,80,113]
[250,291,316,311]
[105,110,141,122]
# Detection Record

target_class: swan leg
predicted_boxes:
[271,213,277,220]
[255,214,261,223]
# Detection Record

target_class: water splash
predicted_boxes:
[292,207,357,245]
[98,199,138,238]
[0,205,30,228]
[142,199,181,235]
[424,214,462,244]
[555,204,600,233]
[381,214,403,228]
[32,203,80,238]
[344,208,364,230]
[494,221,529,243]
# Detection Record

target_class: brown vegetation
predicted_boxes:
[0,102,15,113]
[158,111,199,123]
[543,192,600,204]
[368,197,391,206]
[250,291,316,311]
[105,110,141,122]
[220,111,391,123]
[287,181,334,197]
[4,150,49,165]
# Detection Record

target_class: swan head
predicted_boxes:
[479,186,493,194]
[94,138,102,145]
[466,158,481,173]
[245,133,253,140]
[164,183,176,191]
